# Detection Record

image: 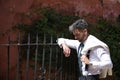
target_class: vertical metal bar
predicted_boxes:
[60,48,63,80]
[68,61,71,80]
[34,33,38,80]
[16,33,21,80]
[67,60,69,80]
[55,35,59,80]
[72,61,75,79]
[60,34,64,80]
[25,33,30,80]
[6,35,10,80]
[40,33,46,80]
[64,61,68,80]
[42,34,46,68]
[55,46,58,80]
[48,35,53,80]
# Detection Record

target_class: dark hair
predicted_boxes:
[69,19,88,32]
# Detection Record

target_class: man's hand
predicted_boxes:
[61,43,71,57]
[81,55,90,64]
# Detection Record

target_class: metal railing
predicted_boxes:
[0,33,78,80]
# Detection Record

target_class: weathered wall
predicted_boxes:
[1,0,120,36]
[0,0,120,80]
[0,0,34,80]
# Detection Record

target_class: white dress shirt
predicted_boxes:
[57,35,113,78]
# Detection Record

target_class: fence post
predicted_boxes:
[55,35,59,80]
[15,33,21,80]
[25,33,30,80]
[34,33,38,80]
[6,35,10,80]
[48,35,53,80]
[40,33,46,80]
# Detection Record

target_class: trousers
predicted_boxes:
[78,75,100,80]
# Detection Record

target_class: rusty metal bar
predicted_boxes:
[0,43,57,46]
[40,34,46,80]
[6,35,10,80]
[59,34,64,80]
[34,33,38,80]
[25,34,30,80]
[60,47,63,80]
[15,33,21,80]
[48,35,53,80]
[55,46,59,80]
[0,33,77,80]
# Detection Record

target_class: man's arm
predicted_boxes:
[57,38,79,49]
[89,47,113,69]
[57,38,80,57]
[61,43,71,57]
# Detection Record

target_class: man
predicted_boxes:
[57,19,113,80]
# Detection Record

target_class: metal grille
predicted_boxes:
[0,33,78,80]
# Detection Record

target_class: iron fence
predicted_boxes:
[0,33,78,80]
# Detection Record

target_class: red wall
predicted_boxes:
[0,0,120,80]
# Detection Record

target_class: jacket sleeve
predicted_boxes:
[90,47,113,78]
[92,47,113,68]
[57,38,80,50]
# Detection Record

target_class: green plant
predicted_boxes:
[13,7,79,35]
[12,7,80,78]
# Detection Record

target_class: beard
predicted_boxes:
[78,33,86,42]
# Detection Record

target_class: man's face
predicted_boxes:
[73,29,86,42]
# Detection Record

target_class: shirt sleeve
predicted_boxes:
[57,38,80,49]
[90,47,113,70]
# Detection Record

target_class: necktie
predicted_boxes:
[85,50,90,71]
[78,43,84,75]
